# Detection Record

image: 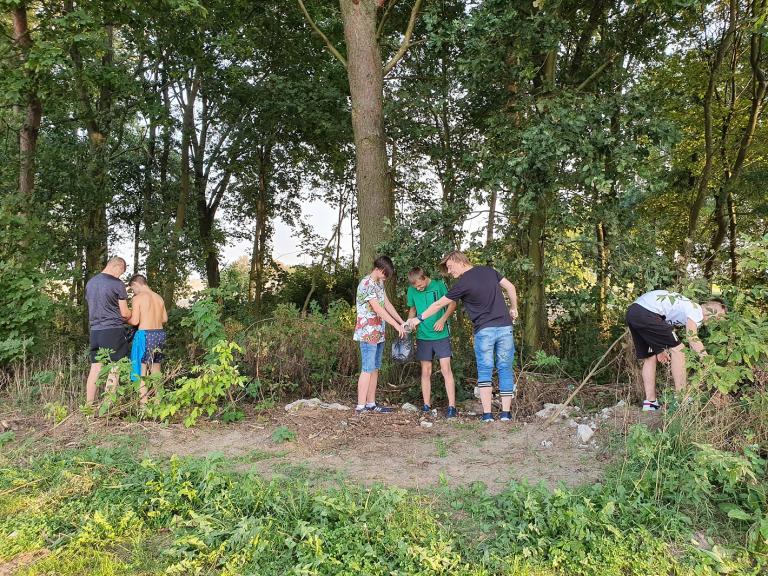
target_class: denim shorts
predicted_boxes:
[474,325,516,396]
[359,341,385,373]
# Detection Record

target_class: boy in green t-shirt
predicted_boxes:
[406,267,457,417]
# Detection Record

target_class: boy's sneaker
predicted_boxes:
[366,404,395,414]
[499,411,512,421]
[422,404,431,413]
[355,406,366,416]
[481,413,494,422]
[446,406,458,418]
[642,399,661,412]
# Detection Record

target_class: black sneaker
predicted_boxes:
[366,404,395,414]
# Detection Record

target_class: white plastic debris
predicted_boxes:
[576,424,595,443]
[420,421,433,429]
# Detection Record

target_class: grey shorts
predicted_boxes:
[415,337,452,361]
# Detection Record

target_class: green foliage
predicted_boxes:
[43,401,68,425]
[271,425,296,444]
[0,422,765,576]
[181,291,227,358]
[0,431,15,448]
[242,301,358,397]
[149,341,247,427]
[0,201,51,365]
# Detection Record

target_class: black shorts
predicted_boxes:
[89,327,131,363]
[415,337,452,361]
[626,303,679,359]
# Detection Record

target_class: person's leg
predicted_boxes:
[420,360,432,407]
[357,371,372,408]
[668,344,687,392]
[439,357,455,408]
[139,363,149,406]
[495,328,516,412]
[473,329,495,416]
[357,342,376,409]
[104,365,120,397]
[366,369,379,404]
[86,363,102,404]
[642,355,658,401]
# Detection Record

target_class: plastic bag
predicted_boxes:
[391,336,414,363]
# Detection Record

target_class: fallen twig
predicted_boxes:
[543,329,628,428]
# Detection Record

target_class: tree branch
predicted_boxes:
[383,0,423,76]
[575,54,618,92]
[297,0,347,67]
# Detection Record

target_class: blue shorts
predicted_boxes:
[474,325,516,396]
[359,341,385,373]
[415,337,452,361]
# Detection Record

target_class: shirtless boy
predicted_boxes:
[128,274,168,405]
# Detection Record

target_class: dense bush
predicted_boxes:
[241,301,359,398]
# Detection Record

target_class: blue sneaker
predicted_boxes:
[366,404,395,414]
[422,404,431,413]
[446,406,458,418]
[481,413,494,422]
[499,411,512,421]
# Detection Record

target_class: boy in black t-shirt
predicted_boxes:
[406,251,519,422]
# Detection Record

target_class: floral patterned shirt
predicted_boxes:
[354,275,386,344]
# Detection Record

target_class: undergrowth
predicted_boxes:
[0,424,765,576]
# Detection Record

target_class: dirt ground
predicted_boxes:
[1,398,649,493]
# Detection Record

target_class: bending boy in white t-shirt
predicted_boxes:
[625,290,726,410]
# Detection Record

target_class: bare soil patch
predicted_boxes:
[2,398,655,493]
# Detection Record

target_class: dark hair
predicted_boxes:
[129,274,148,286]
[372,256,395,279]
[407,267,426,282]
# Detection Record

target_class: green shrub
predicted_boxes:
[242,300,358,397]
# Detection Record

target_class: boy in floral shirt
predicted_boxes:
[354,256,405,414]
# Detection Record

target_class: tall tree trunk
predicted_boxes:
[339,0,393,274]
[595,220,609,324]
[682,0,736,266]
[486,188,497,247]
[727,191,738,283]
[164,74,199,303]
[12,3,42,203]
[523,192,548,352]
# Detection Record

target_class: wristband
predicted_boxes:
[417,313,424,322]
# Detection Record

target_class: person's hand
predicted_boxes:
[407,317,421,328]
[509,307,518,321]
[434,319,445,332]
[396,324,406,339]
[656,351,670,364]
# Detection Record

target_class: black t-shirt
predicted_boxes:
[85,273,128,330]
[445,266,512,333]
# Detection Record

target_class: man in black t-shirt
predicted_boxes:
[84,256,131,405]
[406,251,519,422]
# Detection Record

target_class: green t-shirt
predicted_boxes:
[407,279,450,341]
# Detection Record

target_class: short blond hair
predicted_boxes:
[439,251,470,274]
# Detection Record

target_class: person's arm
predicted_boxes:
[162,303,168,324]
[408,306,416,320]
[433,300,457,333]
[383,294,405,325]
[119,299,132,322]
[499,278,518,321]
[369,299,405,337]
[127,297,141,326]
[686,318,707,356]
[407,296,454,327]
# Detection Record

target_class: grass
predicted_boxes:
[0,419,765,576]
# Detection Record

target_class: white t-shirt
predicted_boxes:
[635,290,704,327]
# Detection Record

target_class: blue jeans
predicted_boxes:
[474,326,515,396]
[359,341,385,373]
